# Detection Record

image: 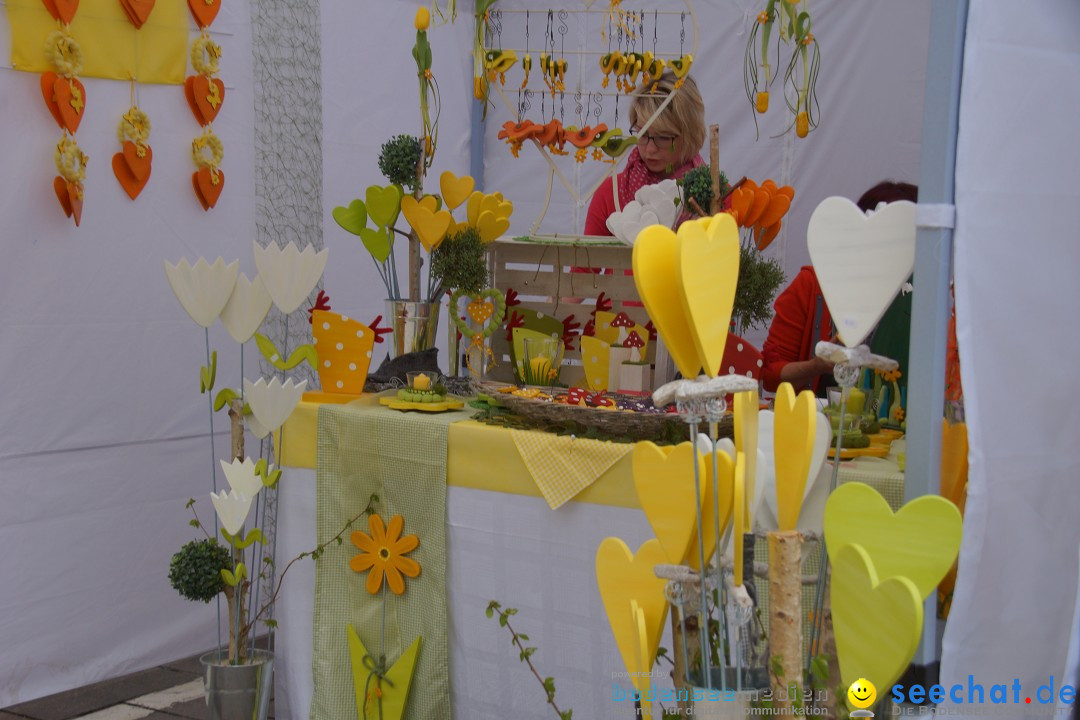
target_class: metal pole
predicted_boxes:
[907,0,969,669]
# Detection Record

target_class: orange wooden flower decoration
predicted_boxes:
[497,120,538,143]
[565,123,607,148]
[349,514,421,595]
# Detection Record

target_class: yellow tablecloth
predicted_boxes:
[278,394,642,509]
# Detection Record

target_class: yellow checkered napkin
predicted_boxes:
[509,429,632,509]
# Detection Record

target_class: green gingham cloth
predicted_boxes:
[311,401,468,720]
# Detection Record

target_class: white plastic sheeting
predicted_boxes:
[939,1,1080,715]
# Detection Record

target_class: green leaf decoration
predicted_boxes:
[332,199,368,235]
[234,528,265,550]
[359,227,392,263]
[263,468,282,488]
[234,562,247,583]
[200,350,217,394]
[365,184,402,229]
[213,387,240,412]
[254,333,318,370]
[221,568,237,587]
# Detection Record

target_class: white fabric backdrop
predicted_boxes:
[940,1,1080,715]
[0,0,257,704]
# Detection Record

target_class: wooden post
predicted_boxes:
[229,399,245,461]
[709,124,721,214]
[768,530,803,718]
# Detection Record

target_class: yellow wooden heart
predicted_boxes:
[439,170,475,211]
[832,543,923,700]
[630,599,650,694]
[476,209,510,243]
[417,194,439,213]
[677,213,740,377]
[632,442,702,564]
[773,383,817,531]
[733,451,745,585]
[477,192,512,220]
[734,389,759,523]
[401,195,451,251]
[824,482,962,600]
[596,538,669,683]
[632,225,701,378]
[466,190,484,226]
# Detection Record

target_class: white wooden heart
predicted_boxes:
[807,197,917,347]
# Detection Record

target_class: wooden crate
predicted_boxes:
[484,236,674,386]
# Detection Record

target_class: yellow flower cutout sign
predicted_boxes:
[349,514,421,595]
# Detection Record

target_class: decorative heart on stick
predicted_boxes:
[677,214,740,377]
[824,482,962,600]
[439,170,474,211]
[192,168,224,210]
[831,543,923,699]
[332,199,367,235]
[772,383,817,531]
[595,538,669,684]
[633,442,703,565]
[401,195,451,251]
[450,288,505,340]
[807,197,917,347]
[632,225,701,378]
[475,209,509,243]
[365,185,401,229]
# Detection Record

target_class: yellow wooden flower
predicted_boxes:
[414,6,430,30]
[349,514,421,595]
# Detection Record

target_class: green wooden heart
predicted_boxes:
[359,227,392,263]
[450,288,506,340]
[365,184,402,229]
[331,199,367,235]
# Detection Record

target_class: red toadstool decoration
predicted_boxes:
[623,329,645,362]
[610,311,634,344]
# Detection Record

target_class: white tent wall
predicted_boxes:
[480,0,931,348]
[940,0,1080,714]
[0,0,257,706]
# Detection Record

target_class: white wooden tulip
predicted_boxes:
[220,457,262,499]
[164,258,239,328]
[210,489,253,536]
[252,241,328,314]
[220,273,272,343]
[244,377,307,434]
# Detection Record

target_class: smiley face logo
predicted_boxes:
[847,678,877,709]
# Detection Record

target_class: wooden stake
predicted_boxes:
[768,530,804,718]
[709,124,721,214]
[229,399,244,462]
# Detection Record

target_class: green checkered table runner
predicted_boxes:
[311,401,468,720]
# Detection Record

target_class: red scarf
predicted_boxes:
[617,147,705,208]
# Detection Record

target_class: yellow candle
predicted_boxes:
[846,387,866,415]
[413,374,430,390]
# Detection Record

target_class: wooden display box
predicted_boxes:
[484,236,674,387]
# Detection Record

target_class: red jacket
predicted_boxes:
[761,267,833,393]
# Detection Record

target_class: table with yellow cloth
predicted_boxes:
[272,394,904,719]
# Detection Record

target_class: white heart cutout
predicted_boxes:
[807,197,917,347]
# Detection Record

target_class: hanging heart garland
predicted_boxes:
[54,134,87,226]
[185,34,225,125]
[113,105,152,200]
[450,288,506,377]
[191,129,224,210]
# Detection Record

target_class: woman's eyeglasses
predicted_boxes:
[631,130,679,149]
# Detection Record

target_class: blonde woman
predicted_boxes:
[584,71,707,236]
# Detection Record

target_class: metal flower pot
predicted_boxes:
[385,300,441,359]
[200,649,274,720]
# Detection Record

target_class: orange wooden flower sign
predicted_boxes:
[184,76,225,126]
[112,141,152,200]
[119,0,155,28]
[192,168,224,210]
[187,0,219,28]
[41,0,79,25]
[53,176,83,226]
[41,72,85,134]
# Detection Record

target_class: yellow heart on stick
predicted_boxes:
[466,190,513,227]
[476,210,510,243]
[831,543,923,701]
[824,482,962,600]
[632,225,701,378]
[401,195,452,251]
[676,214,740,377]
[596,538,669,686]
[734,389,760,523]
[772,383,817,531]
[439,170,475,211]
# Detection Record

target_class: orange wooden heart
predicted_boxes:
[51,0,78,24]
[54,176,73,217]
[193,168,224,210]
[40,72,65,129]
[192,76,225,125]
[113,152,149,200]
[121,141,152,182]
[52,76,86,134]
[183,77,205,125]
[40,0,62,21]
[120,0,154,27]
[187,0,219,28]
